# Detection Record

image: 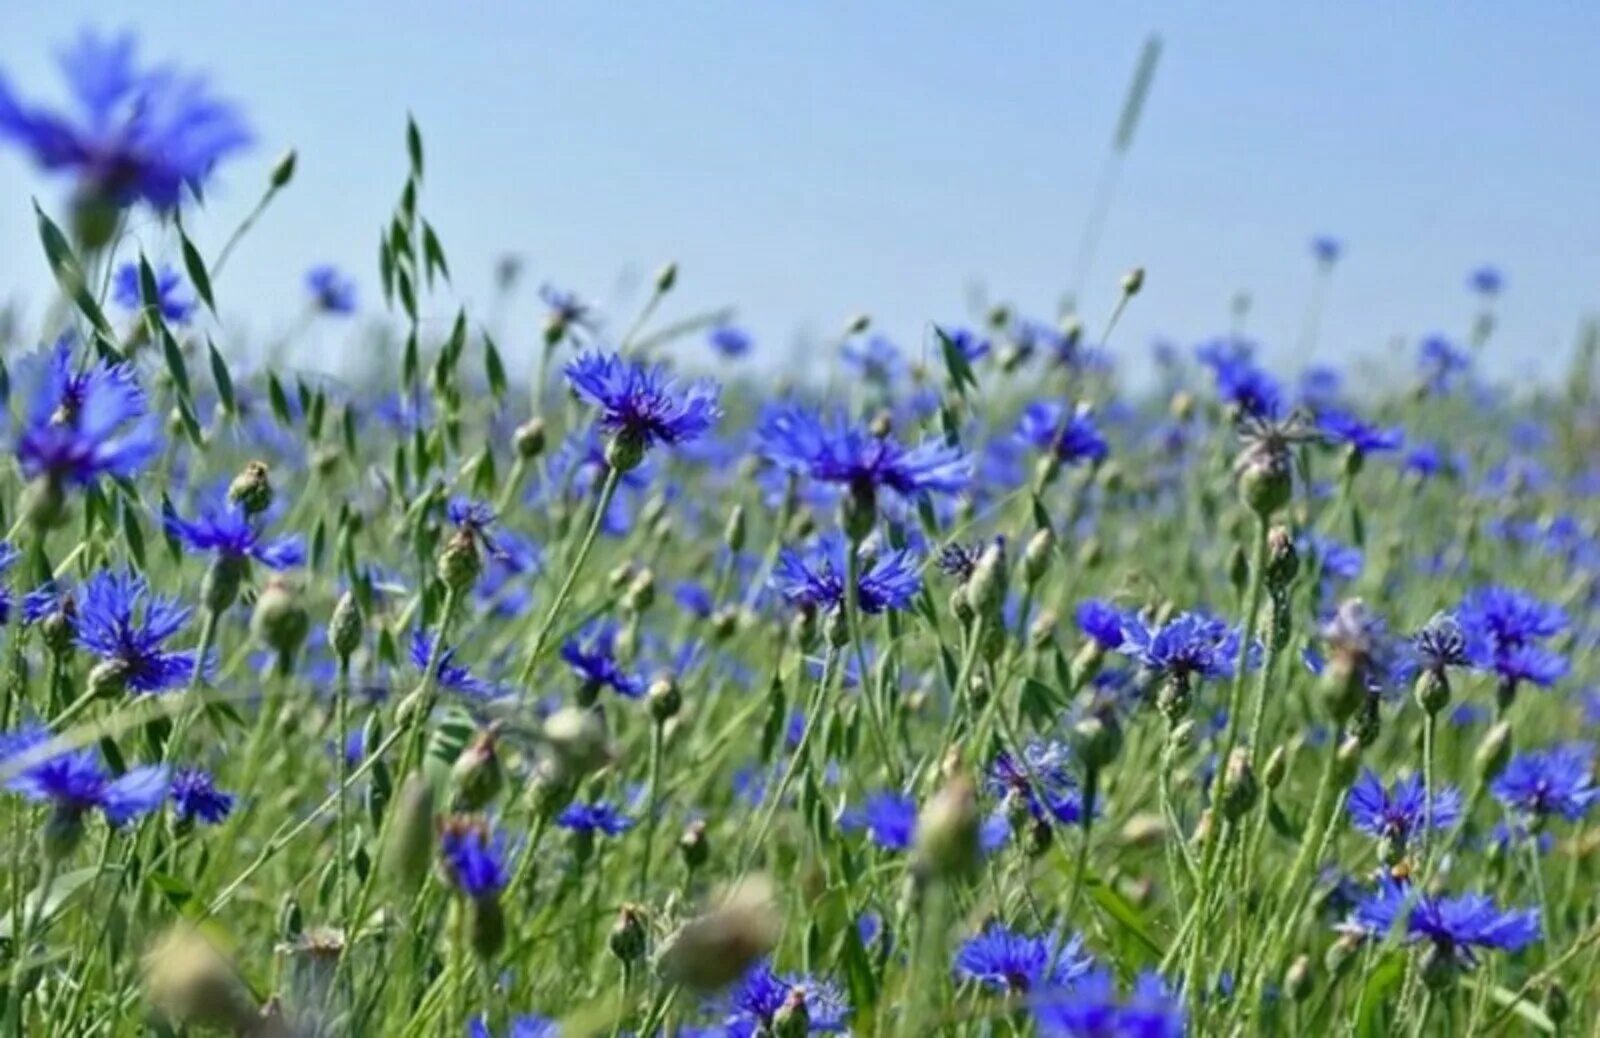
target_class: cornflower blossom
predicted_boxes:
[0,29,251,213]
[1031,968,1187,1037]
[840,792,916,852]
[468,1016,559,1038]
[1468,266,1504,297]
[1340,880,1538,975]
[1346,770,1462,851]
[168,767,234,826]
[560,621,643,699]
[1075,599,1131,651]
[1015,402,1110,468]
[1311,235,1343,264]
[1457,586,1569,694]
[771,533,921,615]
[708,325,752,359]
[76,571,200,694]
[564,351,721,472]
[439,820,511,899]
[112,262,195,324]
[306,265,357,315]
[988,741,1086,826]
[1118,611,1258,687]
[1317,409,1404,457]
[1,724,168,852]
[1490,744,1598,825]
[840,336,903,383]
[407,629,495,700]
[953,922,1094,994]
[555,801,634,837]
[943,327,991,363]
[1419,335,1471,395]
[162,495,305,572]
[725,961,851,1034]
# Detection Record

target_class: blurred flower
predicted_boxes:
[14,341,160,491]
[840,791,916,852]
[1311,235,1342,264]
[1468,266,1504,297]
[1318,409,1403,456]
[555,800,634,837]
[1,723,168,826]
[408,629,495,700]
[1016,402,1109,467]
[169,767,233,826]
[1341,880,1538,970]
[1457,586,1569,689]
[560,621,643,699]
[1119,611,1257,684]
[755,402,970,501]
[113,263,195,324]
[1031,968,1186,1037]
[725,961,851,1034]
[709,325,752,359]
[305,265,356,315]
[1346,770,1461,844]
[439,819,510,898]
[162,495,304,570]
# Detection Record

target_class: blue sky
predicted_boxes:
[2,3,1597,386]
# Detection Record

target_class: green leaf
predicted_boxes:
[1020,677,1064,726]
[423,221,450,285]
[0,866,120,940]
[838,907,880,1016]
[146,871,196,912]
[1354,955,1404,1038]
[160,328,192,402]
[121,499,147,569]
[484,333,507,398]
[1481,983,1555,1034]
[267,372,294,426]
[934,324,979,397]
[34,202,111,336]
[1079,870,1163,961]
[178,224,217,312]
[207,338,235,415]
[406,115,424,178]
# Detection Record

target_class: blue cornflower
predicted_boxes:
[988,741,1086,826]
[1419,335,1470,395]
[1346,770,1462,846]
[1,723,168,834]
[76,571,198,694]
[726,961,851,1034]
[112,263,195,324]
[755,402,970,501]
[1299,366,1343,412]
[1342,880,1538,970]
[0,29,251,211]
[708,325,752,359]
[439,819,510,899]
[162,496,305,571]
[1319,599,1410,695]
[674,581,715,619]
[840,791,916,852]
[560,621,643,699]
[1016,402,1109,467]
[1118,611,1258,685]
[1457,586,1569,690]
[1075,599,1130,651]
[1468,266,1504,297]
[943,327,991,363]
[1413,613,1471,675]
[1311,235,1342,264]
[539,284,596,336]
[0,543,19,625]
[1197,340,1284,421]
[306,265,357,315]
[771,533,921,615]
[1317,409,1403,456]
[1490,744,1597,824]
[555,800,634,837]
[168,767,233,826]
[446,497,504,557]
[953,922,1094,994]
[408,630,495,700]
[565,351,721,464]
[1403,442,1463,480]
[468,1015,559,1038]
[1031,967,1186,1038]
[13,342,160,497]
[840,335,903,383]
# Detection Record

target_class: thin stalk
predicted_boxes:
[635,719,666,900]
[516,467,621,688]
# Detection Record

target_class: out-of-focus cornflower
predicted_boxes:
[1318,599,1409,696]
[1118,611,1257,686]
[840,335,903,384]
[446,497,503,558]
[1468,266,1504,297]
[407,629,495,700]
[755,402,970,509]
[1311,235,1343,265]
[988,740,1086,826]
[560,621,643,699]
[771,532,921,615]
[1402,442,1463,481]
[1457,586,1569,693]
[1031,968,1186,1038]
[708,325,752,359]
[1318,409,1403,458]
[942,327,990,363]
[1015,402,1109,468]
[305,265,356,315]
[1197,338,1284,420]
[539,283,597,340]
[1075,599,1130,651]
[0,543,20,625]
[1297,366,1343,412]
[162,495,305,572]
[953,922,1094,994]
[1340,879,1537,976]
[1346,770,1461,849]
[13,342,161,523]
[0,29,251,220]
[840,791,916,851]
[168,767,234,826]
[725,961,852,1034]
[674,581,715,619]
[565,351,721,470]
[1490,744,1597,825]
[555,800,634,837]
[1,723,168,852]
[468,1014,559,1038]
[76,571,199,695]
[1303,532,1363,584]
[476,529,541,618]
[1418,335,1471,395]
[439,819,511,899]
[112,262,195,324]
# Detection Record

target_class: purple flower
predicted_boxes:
[76,571,198,693]
[1342,880,1538,970]
[771,533,921,615]
[1075,599,1130,650]
[113,263,195,324]
[989,741,1085,826]
[1016,402,1109,467]
[169,767,233,825]
[162,496,304,570]
[0,29,251,210]
[13,341,161,491]
[709,325,753,359]
[1,723,168,828]
[1413,613,1471,674]
[1318,409,1403,456]
[1197,339,1284,421]
[1490,744,1597,824]
[306,265,356,315]
[439,820,510,899]
[840,336,903,383]
[755,402,970,501]
[1119,611,1258,685]
[1468,266,1504,297]
[840,791,916,851]
[555,800,633,837]
[1346,770,1461,845]
[1419,335,1471,395]
[565,351,721,456]
[726,961,851,1034]
[943,327,991,363]
[559,621,643,699]
[468,1015,559,1038]
[1311,235,1342,264]
[953,923,1094,994]
[1031,968,1186,1038]
[408,629,495,700]
[1457,586,1569,689]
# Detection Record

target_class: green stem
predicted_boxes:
[516,467,621,688]
[636,720,666,900]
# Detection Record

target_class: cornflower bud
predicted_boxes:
[227,460,273,516]
[1265,525,1299,593]
[1333,735,1363,787]
[724,504,747,553]
[1121,267,1145,296]
[1023,528,1054,587]
[624,567,656,614]
[330,591,363,661]
[967,540,1007,620]
[1220,748,1258,822]
[1263,745,1288,791]
[609,904,648,965]
[451,726,505,812]
[680,819,710,871]
[648,675,682,723]
[541,706,611,781]
[1284,955,1314,1003]
[513,417,546,460]
[270,149,298,188]
[773,989,811,1038]
[839,480,877,544]
[382,774,436,898]
[1028,609,1057,651]
[437,528,482,592]
[605,429,646,474]
[1073,710,1123,772]
[1475,721,1512,780]
[1318,654,1365,725]
[1413,667,1450,716]
[912,773,980,882]
[251,578,310,665]
[143,926,258,1034]
[656,875,780,993]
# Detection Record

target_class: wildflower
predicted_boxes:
[169,767,234,826]
[76,571,199,694]
[13,342,160,523]
[468,1015,559,1038]
[1,723,168,854]
[1031,968,1186,1037]
[953,922,1094,994]
[408,629,495,700]
[840,791,916,851]
[1317,409,1404,457]
[1419,335,1470,395]
[1457,586,1569,693]
[0,30,251,217]
[113,263,196,324]
[840,336,903,383]
[1311,235,1342,265]
[943,327,991,363]
[771,533,921,615]
[565,351,721,470]
[1015,402,1109,467]
[1414,613,1471,674]
[0,543,19,625]
[1075,599,1130,651]
[1490,744,1598,825]
[1119,611,1257,685]
[162,496,305,571]
[560,621,643,700]
[755,402,970,511]
[725,961,851,1033]
[555,800,634,837]
[1346,770,1461,847]
[709,325,753,359]
[438,819,510,899]
[1341,879,1538,973]
[1198,340,1284,421]
[1468,266,1504,297]
[988,741,1086,826]
[305,265,356,315]
[539,284,596,340]
[446,497,504,558]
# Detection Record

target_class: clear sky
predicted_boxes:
[2,2,1598,387]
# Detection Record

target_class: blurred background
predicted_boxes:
[2,2,1597,387]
